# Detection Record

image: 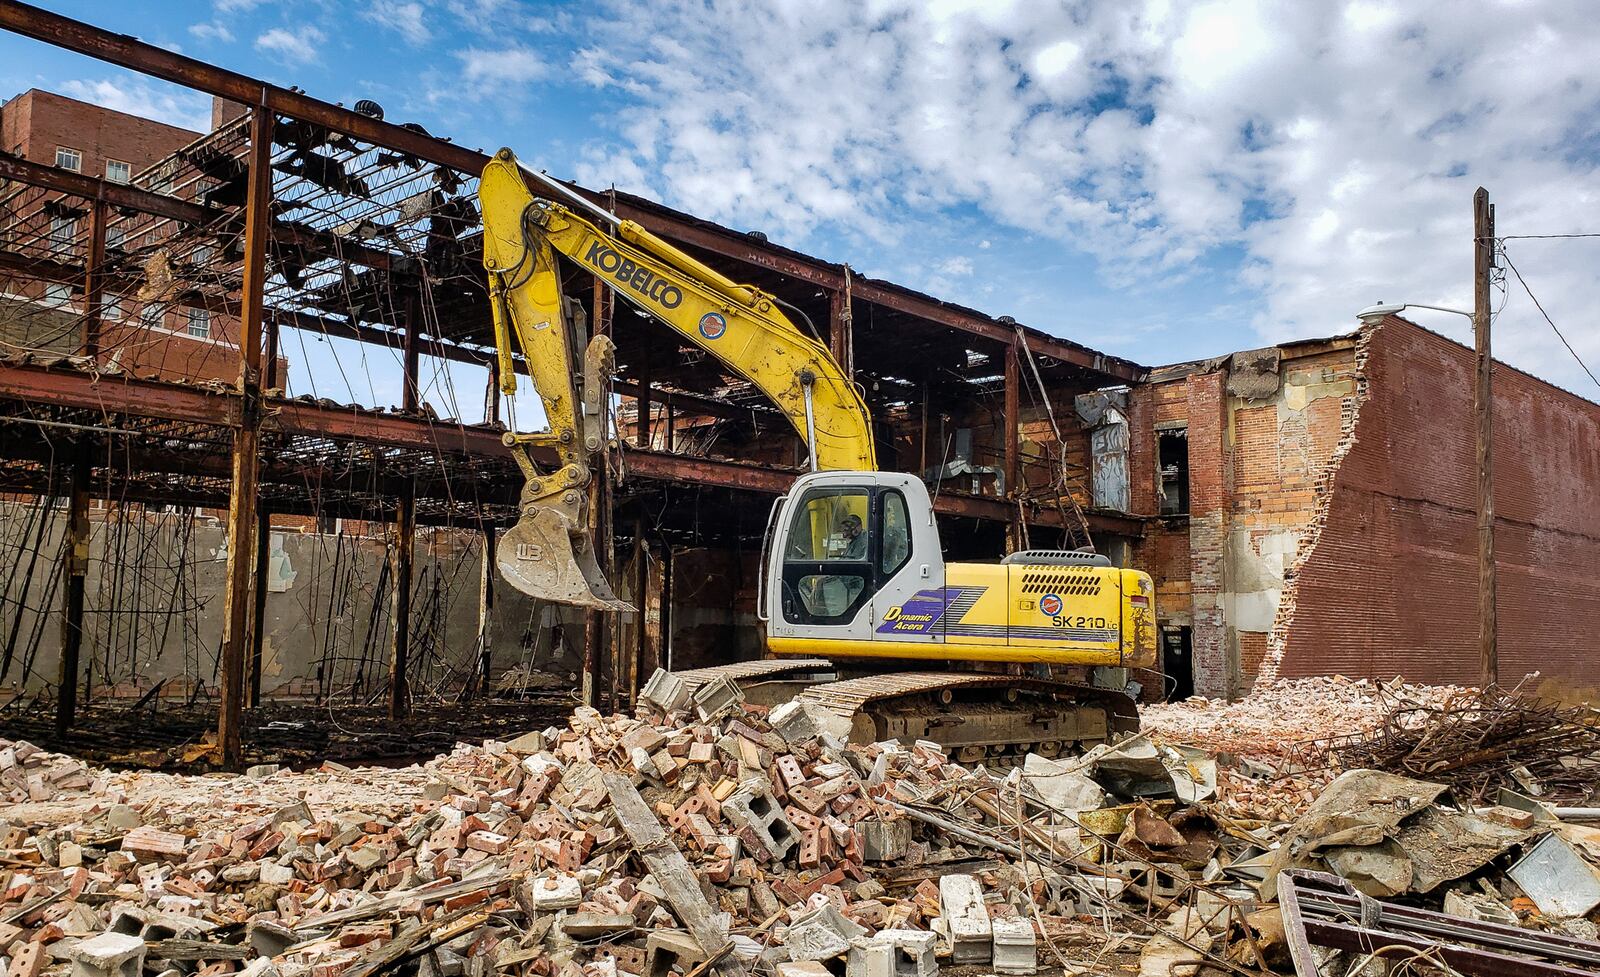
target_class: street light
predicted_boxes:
[1355,301,1472,325]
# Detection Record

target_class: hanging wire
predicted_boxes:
[1498,247,1600,390]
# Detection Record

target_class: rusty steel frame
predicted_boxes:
[0,0,1154,742]
[1279,869,1600,977]
[216,106,272,768]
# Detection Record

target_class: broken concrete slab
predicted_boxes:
[937,874,991,965]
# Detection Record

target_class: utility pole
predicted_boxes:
[1473,187,1496,688]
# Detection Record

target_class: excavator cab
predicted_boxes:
[762,471,945,647]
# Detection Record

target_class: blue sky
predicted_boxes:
[4,0,1598,411]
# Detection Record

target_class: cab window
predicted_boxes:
[782,487,870,624]
[880,490,911,576]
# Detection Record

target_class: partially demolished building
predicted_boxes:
[0,5,1597,765]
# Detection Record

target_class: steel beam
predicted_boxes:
[0,1,487,177]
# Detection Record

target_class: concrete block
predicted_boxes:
[846,939,893,977]
[640,670,692,714]
[871,930,937,977]
[938,875,991,965]
[71,933,146,977]
[770,701,852,745]
[859,819,911,862]
[644,930,706,977]
[528,874,582,910]
[691,675,745,721]
[723,780,797,861]
[784,920,850,962]
[776,963,832,977]
[990,917,1036,975]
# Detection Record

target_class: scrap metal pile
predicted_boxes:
[1332,684,1600,805]
[2,674,1600,977]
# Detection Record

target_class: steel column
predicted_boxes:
[829,280,854,380]
[54,450,90,735]
[248,316,280,708]
[388,291,422,720]
[1003,340,1021,552]
[81,200,106,359]
[216,105,272,769]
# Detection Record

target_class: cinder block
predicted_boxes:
[639,669,692,714]
[644,930,706,977]
[938,875,991,965]
[691,675,745,721]
[724,780,797,861]
[990,917,1037,975]
[71,932,147,977]
[859,819,910,862]
[871,930,937,977]
[846,938,893,977]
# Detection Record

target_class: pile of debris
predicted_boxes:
[2,674,1599,977]
[1334,684,1600,804]
[0,737,101,804]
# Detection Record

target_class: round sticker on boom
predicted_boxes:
[1038,593,1063,617]
[698,311,728,340]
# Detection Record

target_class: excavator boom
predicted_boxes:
[480,148,874,607]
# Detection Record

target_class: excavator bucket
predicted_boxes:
[498,507,634,612]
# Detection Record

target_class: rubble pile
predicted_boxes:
[1,737,102,804]
[1,673,1599,977]
[1141,676,1467,764]
[1334,684,1600,804]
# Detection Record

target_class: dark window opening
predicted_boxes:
[1158,428,1189,515]
[1162,626,1194,700]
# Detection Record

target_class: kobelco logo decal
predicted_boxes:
[698,312,727,340]
[1038,593,1063,617]
[584,241,684,309]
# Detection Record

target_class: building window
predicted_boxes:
[105,159,131,184]
[43,283,71,307]
[55,147,82,171]
[50,216,76,254]
[1157,427,1190,516]
[102,295,124,321]
[106,223,126,251]
[140,304,164,329]
[186,308,211,338]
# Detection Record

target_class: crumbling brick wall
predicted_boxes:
[1267,318,1600,686]
[1185,371,1234,697]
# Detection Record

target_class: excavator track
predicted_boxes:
[663,662,1137,765]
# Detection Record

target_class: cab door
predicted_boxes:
[774,483,878,640]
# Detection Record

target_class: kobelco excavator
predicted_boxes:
[480,148,1155,760]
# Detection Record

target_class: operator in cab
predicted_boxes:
[840,514,867,560]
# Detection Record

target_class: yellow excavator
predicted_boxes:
[480,149,1155,760]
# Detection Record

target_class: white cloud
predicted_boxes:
[570,0,1600,392]
[215,0,264,11]
[256,26,325,65]
[364,0,430,45]
[188,21,234,43]
[457,46,547,84]
[58,78,211,133]
[938,256,974,277]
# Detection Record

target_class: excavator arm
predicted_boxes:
[481,150,875,473]
[480,148,875,606]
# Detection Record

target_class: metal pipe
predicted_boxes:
[514,157,617,227]
[801,377,818,472]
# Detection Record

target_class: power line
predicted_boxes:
[1499,248,1600,390]
[1499,233,1600,240]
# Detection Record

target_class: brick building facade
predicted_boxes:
[0,89,253,385]
[1129,316,1600,698]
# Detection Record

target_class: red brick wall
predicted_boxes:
[1186,370,1234,696]
[2,89,199,180]
[1275,318,1600,685]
